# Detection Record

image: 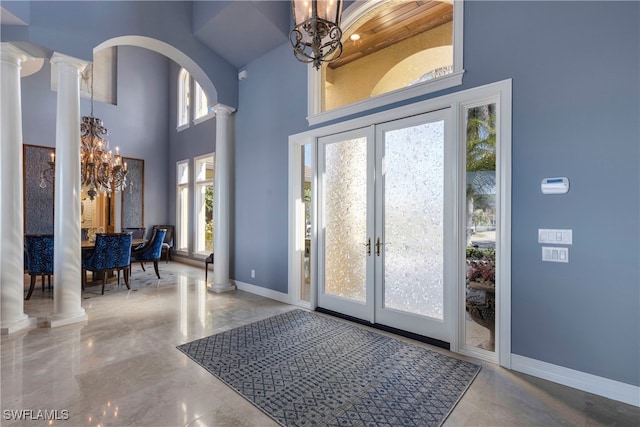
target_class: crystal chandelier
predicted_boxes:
[80,64,128,201]
[289,0,344,70]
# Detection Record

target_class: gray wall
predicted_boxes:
[233,1,639,386]
[234,43,309,292]
[20,45,171,232]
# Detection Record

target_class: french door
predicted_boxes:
[317,109,456,343]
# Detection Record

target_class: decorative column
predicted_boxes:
[0,43,38,334]
[49,53,88,327]
[208,103,236,293]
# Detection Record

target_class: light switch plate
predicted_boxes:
[538,229,572,245]
[542,246,569,263]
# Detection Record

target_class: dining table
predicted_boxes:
[81,238,146,249]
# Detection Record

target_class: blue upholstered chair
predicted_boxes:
[82,232,133,295]
[131,228,166,279]
[24,234,54,300]
[152,225,174,262]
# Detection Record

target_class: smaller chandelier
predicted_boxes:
[80,64,128,201]
[290,0,344,70]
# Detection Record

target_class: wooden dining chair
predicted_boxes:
[24,234,54,300]
[82,232,133,295]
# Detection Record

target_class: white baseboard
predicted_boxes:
[511,354,640,407]
[233,280,291,304]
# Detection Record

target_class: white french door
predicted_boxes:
[317,109,456,343]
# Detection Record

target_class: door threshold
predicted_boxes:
[315,307,450,350]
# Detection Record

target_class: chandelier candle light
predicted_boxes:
[290,0,344,69]
[80,64,128,201]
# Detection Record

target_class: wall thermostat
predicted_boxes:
[541,177,569,194]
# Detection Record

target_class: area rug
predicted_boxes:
[177,309,480,426]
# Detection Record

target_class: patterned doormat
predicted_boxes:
[177,309,480,426]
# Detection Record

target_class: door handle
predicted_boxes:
[364,238,371,256]
[376,237,381,256]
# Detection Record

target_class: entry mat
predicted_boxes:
[177,309,480,426]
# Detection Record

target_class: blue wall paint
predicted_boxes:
[234,43,309,292]
[2,1,238,107]
[234,1,639,386]
[20,46,171,231]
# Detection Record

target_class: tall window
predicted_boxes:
[194,81,213,122]
[177,68,190,129]
[194,154,214,256]
[176,160,189,253]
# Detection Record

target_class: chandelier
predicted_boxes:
[80,64,128,201]
[289,0,344,70]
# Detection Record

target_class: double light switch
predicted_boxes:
[539,229,572,263]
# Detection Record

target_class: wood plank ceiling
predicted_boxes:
[330,0,453,69]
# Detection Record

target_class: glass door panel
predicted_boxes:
[375,109,454,342]
[464,103,497,353]
[317,128,374,321]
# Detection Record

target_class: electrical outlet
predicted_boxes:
[251,269,255,278]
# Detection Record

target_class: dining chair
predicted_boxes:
[123,227,146,239]
[82,232,133,295]
[152,225,174,262]
[131,228,166,279]
[24,234,54,300]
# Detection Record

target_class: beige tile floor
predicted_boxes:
[2,262,638,427]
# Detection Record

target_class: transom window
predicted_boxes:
[310,0,464,125]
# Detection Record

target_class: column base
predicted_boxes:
[207,282,236,294]
[1,315,37,335]
[47,310,88,328]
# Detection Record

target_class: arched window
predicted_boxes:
[194,80,213,123]
[310,0,464,125]
[177,68,190,129]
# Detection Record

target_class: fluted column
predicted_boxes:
[208,104,236,293]
[0,43,38,334]
[49,53,88,327]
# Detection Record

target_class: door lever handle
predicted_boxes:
[364,238,371,256]
[376,237,381,256]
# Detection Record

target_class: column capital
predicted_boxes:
[0,43,29,65]
[213,103,236,117]
[50,52,90,73]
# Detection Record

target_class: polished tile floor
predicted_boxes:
[3,262,638,426]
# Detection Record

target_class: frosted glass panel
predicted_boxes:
[323,137,368,302]
[383,121,444,319]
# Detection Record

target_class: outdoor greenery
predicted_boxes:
[205,185,213,250]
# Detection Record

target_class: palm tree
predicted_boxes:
[466,104,496,246]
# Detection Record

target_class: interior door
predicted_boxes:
[374,110,455,342]
[317,127,375,322]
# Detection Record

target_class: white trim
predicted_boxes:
[511,354,640,407]
[234,280,291,305]
[306,0,465,126]
[308,71,464,126]
[193,111,215,125]
[291,79,512,366]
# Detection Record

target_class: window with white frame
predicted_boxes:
[309,0,464,125]
[194,81,213,122]
[176,160,189,253]
[177,68,190,129]
[194,154,215,256]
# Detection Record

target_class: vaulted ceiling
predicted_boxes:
[1,1,451,70]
